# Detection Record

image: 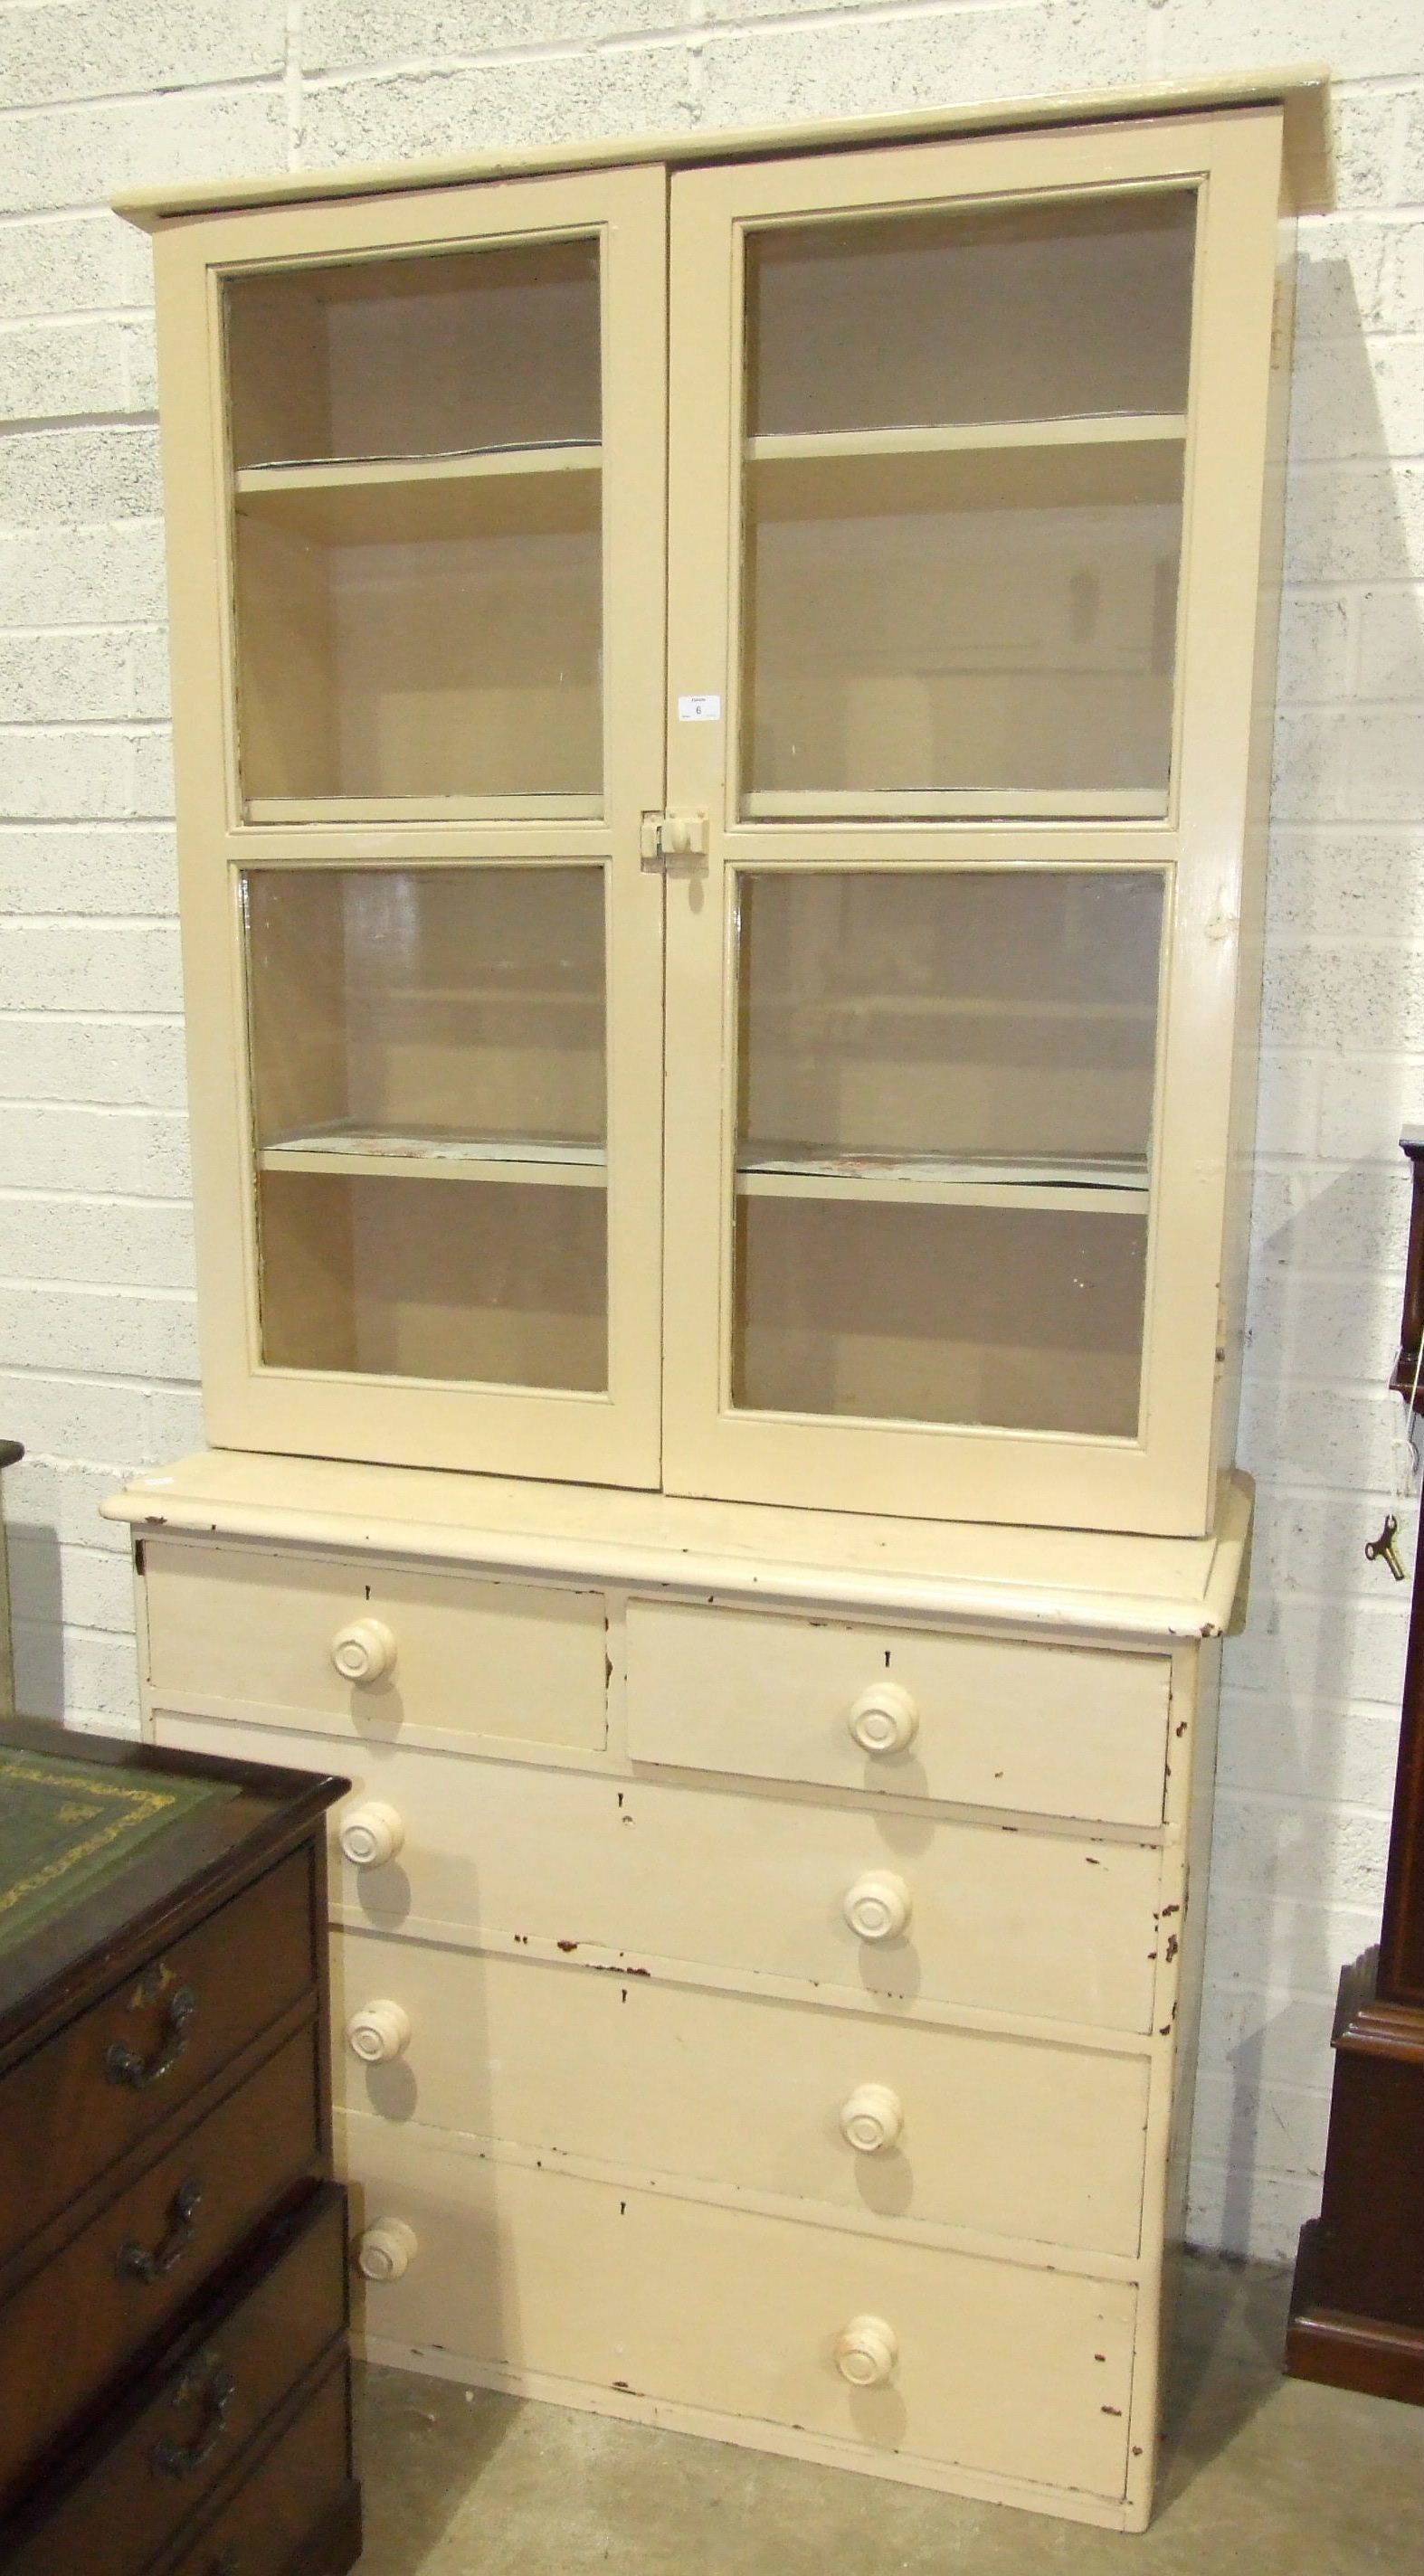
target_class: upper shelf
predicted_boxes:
[745,415,1187,465]
[233,443,602,544]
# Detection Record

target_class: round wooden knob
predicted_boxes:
[345,1999,411,2065]
[338,1802,405,1869]
[834,2316,898,2388]
[839,2082,905,2155]
[356,2219,417,2283]
[848,1682,919,1756]
[331,1617,396,1684]
[842,1871,912,1943]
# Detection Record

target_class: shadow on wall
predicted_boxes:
[1206,220,1424,2261]
[1,1511,65,1723]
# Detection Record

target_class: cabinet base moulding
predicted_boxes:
[356,2334,1153,2532]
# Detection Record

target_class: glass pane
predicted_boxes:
[745,196,1195,435]
[739,193,1195,818]
[245,867,607,1391]
[731,870,1163,1436]
[226,241,601,467]
[224,240,603,810]
[233,475,601,803]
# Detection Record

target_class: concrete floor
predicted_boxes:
[350,2257,1421,2575]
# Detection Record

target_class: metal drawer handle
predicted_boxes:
[105,1982,198,2090]
[117,2175,203,2283]
[152,2350,236,2477]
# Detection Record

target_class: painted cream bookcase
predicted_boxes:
[109,72,1325,2529]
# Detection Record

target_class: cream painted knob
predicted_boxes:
[331,1617,397,1684]
[345,1999,411,2065]
[848,1682,919,1757]
[839,2083,905,2155]
[842,1871,913,1943]
[339,1802,405,1870]
[356,2219,418,2284]
[834,2316,898,2388]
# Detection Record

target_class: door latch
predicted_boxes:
[640,811,708,870]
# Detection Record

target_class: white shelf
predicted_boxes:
[742,788,1168,820]
[260,1129,607,1188]
[234,442,602,496]
[745,415,1187,465]
[736,1151,1149,1215]
[244,792,604,826]
[233,444,602,544]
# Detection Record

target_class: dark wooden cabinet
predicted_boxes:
[0,1720,362,2574]
[1286,1134,1424,2404]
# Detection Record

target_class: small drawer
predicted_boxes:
[144,1538,607,1754]
[157,1719,1164,2034]
[348,2124,1138,2505]
[0,2028,322,2506]
[0,2185,347,2575]
[0,1850,316,2272]
[337,1931,1151,2257]
[164,2356,355,2576]
[627,1600,1172,1825]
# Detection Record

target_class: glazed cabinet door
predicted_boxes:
[153,167,667,1483]
[661,112,1284,1534]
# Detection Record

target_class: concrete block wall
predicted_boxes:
[0,2,1419,2263]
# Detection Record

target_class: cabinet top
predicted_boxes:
[113,64,1331,231]
[104,1452,1253,1643]
[0,1719,346,2062]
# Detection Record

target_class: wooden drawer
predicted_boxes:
[348,2120,1137,2503]
[157,1719,1163,2033]
[0,2186,347,2575]
[0,2027,322,2505]
[627,1600,1172,1825]
[144,1539,607,1754]
[337,1931,1150,2256]
[163,2355,356,2576]
[0,1851,316,2272]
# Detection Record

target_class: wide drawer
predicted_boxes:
[144,1538,607,1753]
[162,2355,355,2576]
[157,1719,1163,2033]
[347,2119,1138,2503]
[0,2185,347,2575]
[627,1599,1172,1825]
[336,1929,1150,2256]
[0,2026,322,2505]
[0,1849,316,2271]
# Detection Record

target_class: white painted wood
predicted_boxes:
[339,2116,1138,2502]
[143,1538,608,1752]
[148,1715,1162,2032]
[626,1598,1171,1823]
[109,1453,1253,1643]
[330,1928,1152,2257]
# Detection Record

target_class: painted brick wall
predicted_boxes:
[0,2,1419,2262]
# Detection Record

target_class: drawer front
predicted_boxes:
[627,1600,1171,1825]
[337,1931,1149,2257]
[165,2356,354,2576]
[145,1538,607,1753]
[3,2186,347,2576]
[349,2119,1136,2501]
[0,2028,322,2505]
[158,1720,1162,2033]
[0,1851,316,2271]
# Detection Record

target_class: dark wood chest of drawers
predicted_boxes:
[0,1720,361,2576]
